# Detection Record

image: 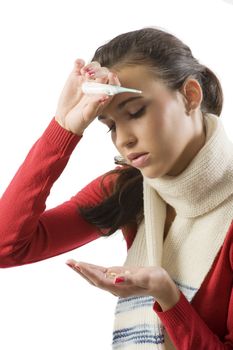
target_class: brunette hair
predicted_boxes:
[78,27,224,236]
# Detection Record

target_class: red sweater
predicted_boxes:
[0,117,232,349]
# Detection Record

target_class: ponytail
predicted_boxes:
[200,66,223,116]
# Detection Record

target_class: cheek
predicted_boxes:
[154,91,183,120]
[144,111,178,159]
[143,109,167,143]
[153,99,184,140]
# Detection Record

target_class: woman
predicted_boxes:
[0,27,232,349]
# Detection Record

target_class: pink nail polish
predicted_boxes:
[74,265,81,271]
[99,96,109,103]
[115,277,125,284]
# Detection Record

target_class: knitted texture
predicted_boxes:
[112,113,233,349]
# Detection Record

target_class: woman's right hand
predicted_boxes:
[55,59,120,136]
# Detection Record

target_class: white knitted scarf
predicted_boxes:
[112,113,233,349]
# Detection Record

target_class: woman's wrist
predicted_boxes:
[156,290,180,311]
[152,272,180,311]
[54,115,84,136]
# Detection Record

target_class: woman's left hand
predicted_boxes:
[66,260,180,311]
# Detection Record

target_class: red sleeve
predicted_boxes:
[0,117,116,268]
[153,291,233,349]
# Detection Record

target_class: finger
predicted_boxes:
[66,258,78,266]
[107,72,121,86]
[65,260,95,285]
[77,94,110,119]
[76,261,107,273]
[113,275,147,290]
[86,61,101,69]
[85,67,110,82]
[94,67,110,84]
[114,269,148,289]
[80,61,101,75]
[74,58,85,66]
[73,58,85,75]
[94,67,109,79]
[77,263,127,292]
[113,271,134,285]
[77,263,113,288]
[69,262,147,297]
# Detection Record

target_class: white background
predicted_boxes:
[0,0,233,349]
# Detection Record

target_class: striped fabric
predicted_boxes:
[113,296,164,349]
[112,113,233,349]
[115,296,155,315]
[112,282,198,349]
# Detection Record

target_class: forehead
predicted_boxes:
[101,65,167,117]
[113,65,154,89]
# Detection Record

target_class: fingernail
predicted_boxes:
[87,68,95,73]
[115,277,125,284]
[99,96,109,103]
[65,261,81,271]
[84,67,92,73]
[87,71,95,77]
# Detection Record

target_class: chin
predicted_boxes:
[140,166,165,179]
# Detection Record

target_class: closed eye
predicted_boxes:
[106,106,146,133]
[129,106,146,118]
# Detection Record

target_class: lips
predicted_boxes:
[127,152,150,168]
[127,152,148,161]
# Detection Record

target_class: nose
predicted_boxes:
[115,125,137,150]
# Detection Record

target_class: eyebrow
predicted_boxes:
[98,96,143,121]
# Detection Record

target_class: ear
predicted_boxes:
[181,78,203,115]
